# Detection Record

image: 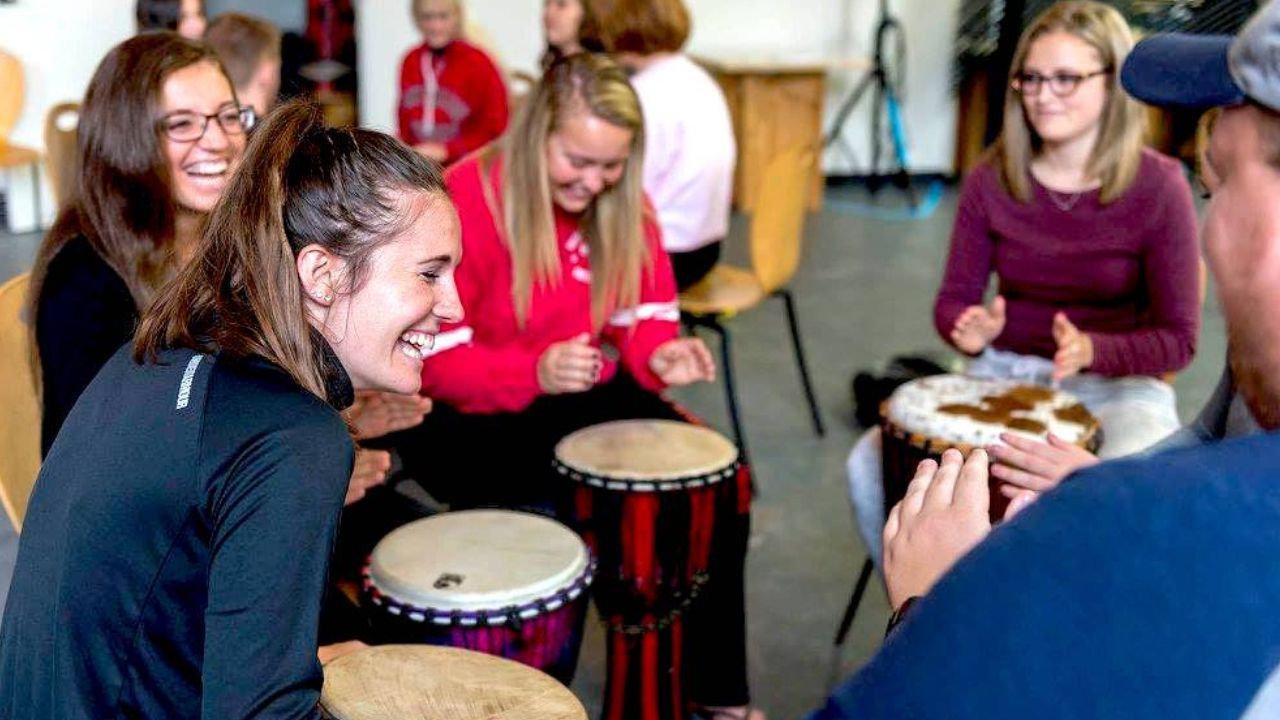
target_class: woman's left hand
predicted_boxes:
[1052,312,1094,381]
[649,338,716,386]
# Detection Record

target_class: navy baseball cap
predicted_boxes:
[1121,0,1280,110]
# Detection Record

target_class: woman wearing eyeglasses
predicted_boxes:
[846,1,1200,564]
[27,32,251,454]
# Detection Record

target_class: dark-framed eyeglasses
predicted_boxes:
[1011,68,1111,98]
[159,105,257,143]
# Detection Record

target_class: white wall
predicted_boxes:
[355,0,960,175]
[0,0,134,232]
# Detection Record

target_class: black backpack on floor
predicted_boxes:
[851,354,952,428]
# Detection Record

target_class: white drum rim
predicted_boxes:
[553,419,739,486]
[363,510,593,624]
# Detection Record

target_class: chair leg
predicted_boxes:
[705,318,751,466]
[30,162,41,232]
[777,289,825,436]
[833,557,875,647]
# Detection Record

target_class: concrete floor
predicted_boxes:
[0,183,1226,718]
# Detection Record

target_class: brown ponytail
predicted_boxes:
[135,99,446,400]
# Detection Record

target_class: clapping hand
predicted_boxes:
[1052,312,1093,381]
[344,448,391,506]
[347,390,433,441]
[649,337,716,386]
[950,295,1006,354]
[538,333,602,394]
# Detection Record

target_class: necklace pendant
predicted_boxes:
[1047,189,1083,212]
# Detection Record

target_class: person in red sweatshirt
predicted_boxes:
[397,0,509,164]
[390,53,757,718]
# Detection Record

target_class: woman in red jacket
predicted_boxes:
[397,52,757,719]
[398,0,509,164]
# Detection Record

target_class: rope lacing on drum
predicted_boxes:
[502,605,524,632]
[602,571,711,635]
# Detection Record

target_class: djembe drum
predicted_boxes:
[881,374,1101,520]
[319,644,587,720]
[554,420,745,720]
[361,510,595,684]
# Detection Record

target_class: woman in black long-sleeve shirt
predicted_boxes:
[0,98,463,718]
[29,34,432,646]
[28,32,249,457]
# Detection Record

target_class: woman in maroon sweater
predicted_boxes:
[849,1,1200,565]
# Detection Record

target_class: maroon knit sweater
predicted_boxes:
[933,149,1200,377]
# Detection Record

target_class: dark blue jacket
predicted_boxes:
[814,432,1280,719]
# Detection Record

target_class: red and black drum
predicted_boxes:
[555,419,746,720]
[361,509,594,684]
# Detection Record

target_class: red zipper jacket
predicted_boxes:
[397,40,509,164]
[420,153,679,413]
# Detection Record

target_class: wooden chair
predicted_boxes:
[43,102,80,211]
[0,273,41,532]
[0,49,42,230]
[679,145,825,459]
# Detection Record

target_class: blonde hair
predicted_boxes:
[992,0,1145,204]
[412,0,463,25]
[482,53,648,329]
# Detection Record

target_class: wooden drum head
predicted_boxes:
[320,645,587,720]
[554,420,737,486]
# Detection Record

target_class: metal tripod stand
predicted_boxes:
[823,0,918,207]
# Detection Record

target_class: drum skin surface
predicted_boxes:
[367,510,590,611]
[555,419,738,483]
[319,644,587,720]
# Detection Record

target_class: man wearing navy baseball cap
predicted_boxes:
[811,3,1280,718]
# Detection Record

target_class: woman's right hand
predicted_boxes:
[537,333,602,395]
[949,295,1006,354]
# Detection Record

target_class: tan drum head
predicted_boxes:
[554,420,737,482]
[367,510,590,614]
[320,645,587,720]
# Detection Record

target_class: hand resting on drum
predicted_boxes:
[318,640,369,666]
[347,390,434,440]
[989,431,1098,497]
[883,449,1037,611]
[949,295,1006,354]
[538,333,603,394]
[649,337,716,386]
